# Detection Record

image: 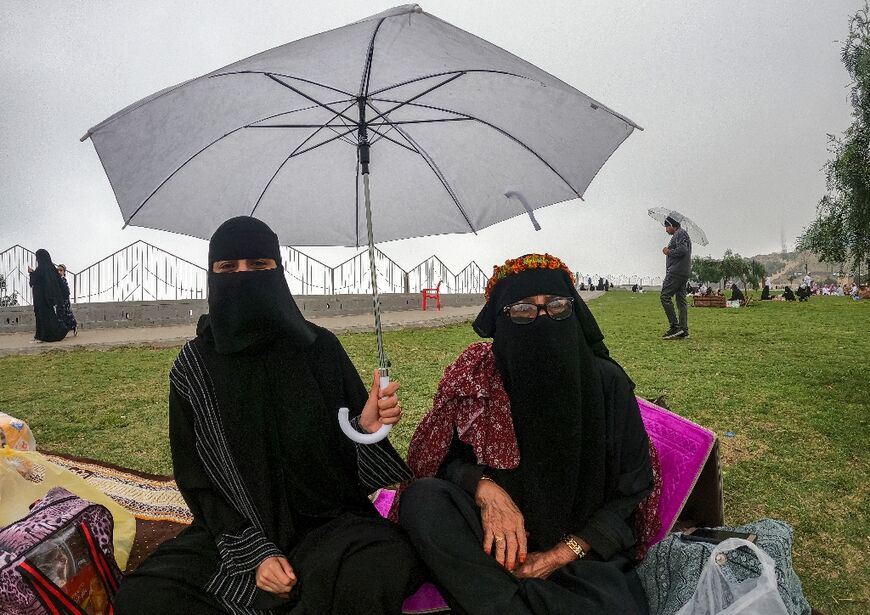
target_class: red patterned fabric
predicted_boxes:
[634,441,663,559]
[406,342,519,478]
[392,342,663,559]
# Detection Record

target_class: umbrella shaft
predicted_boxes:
[363,173,388,374]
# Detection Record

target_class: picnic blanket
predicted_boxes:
[42,452,191,525]
[41,452,450,613]
[42,398,717,566]
[39,451,191,574]
[33,399,724,615]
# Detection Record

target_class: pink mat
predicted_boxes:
[373,489,450,613]
[374,396,715,612]
[636,397,716,544]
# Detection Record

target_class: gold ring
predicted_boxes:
[494,536,505,543]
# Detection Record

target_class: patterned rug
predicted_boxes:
[40,451,192,573]
[42,452,191,525]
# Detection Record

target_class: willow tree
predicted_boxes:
[799,3,870,282]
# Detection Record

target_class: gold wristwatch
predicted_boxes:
[561,534,587,559]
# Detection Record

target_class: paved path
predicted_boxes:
[0,292,603,357]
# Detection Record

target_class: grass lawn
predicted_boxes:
[1,292,867,613]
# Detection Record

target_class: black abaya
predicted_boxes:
[116,218,422,614]
[400,263,653,614]
[116,326,422,615]
[401,358,652,614]
[29,250,68,342]
[401,479,648,615]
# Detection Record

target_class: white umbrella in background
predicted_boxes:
[648,207,709,246]
[82,4,642,442]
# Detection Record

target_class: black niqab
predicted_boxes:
[31,249,65,308]
[205,216,315,355]
[188,216,375,553]
[29,249,69,342]
[472,268,618,549]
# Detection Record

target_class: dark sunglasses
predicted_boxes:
[502,297,574,325]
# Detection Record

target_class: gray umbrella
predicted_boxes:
[82,4,641,442]
[647,207,709,246]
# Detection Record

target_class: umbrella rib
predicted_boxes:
[328,106,364,146]
[246,99,354,124]
[266,74,360,127]
[356,19,418,152]
[250,101,359,217]
[359,17,388,97]
[368,69,537,97]
[210,70,354,97]
[372,70,642,131]
[368,118,473,126]
[248,126,357,217]
[247,124,358,146]
[366,73,465,125]
[371,97,582,198]
[120,133,249,226]
[364,125,418,153]
[122,102,357,227]
[365,101,477,234]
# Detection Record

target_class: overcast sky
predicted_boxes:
[0,1,858,278]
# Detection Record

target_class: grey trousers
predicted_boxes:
[660,273,689,331]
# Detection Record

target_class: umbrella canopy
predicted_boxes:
[82,4,641,247]
[83,4,642,443]
[647,207,709,246]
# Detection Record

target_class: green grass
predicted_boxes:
[1,292,867,613]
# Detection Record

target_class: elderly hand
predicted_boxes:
[475,478,527,571]
[359,369,402,434]
[256,556,296,598]
[662,247,670,255]
[513,542,578,579]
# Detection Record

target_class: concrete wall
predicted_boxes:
[0,293,483,334]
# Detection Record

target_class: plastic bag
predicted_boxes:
[0,448,135,569]
[676,538,789,615]
[0,412,37,452]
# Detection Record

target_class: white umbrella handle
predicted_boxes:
[337,374,393,444]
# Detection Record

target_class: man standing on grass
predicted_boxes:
[660,215,692,339]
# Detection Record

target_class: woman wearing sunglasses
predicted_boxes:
[396,254,660,615]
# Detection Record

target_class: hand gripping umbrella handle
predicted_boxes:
[337,374,393,444]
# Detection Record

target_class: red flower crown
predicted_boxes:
[484,253,575,300]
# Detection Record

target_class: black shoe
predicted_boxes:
[672,329,689,339]
[661,327,680,339]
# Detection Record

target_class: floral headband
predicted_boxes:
[484,253,576,299]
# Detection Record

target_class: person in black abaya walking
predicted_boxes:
[27,249,69,342]
[114,217,423,615]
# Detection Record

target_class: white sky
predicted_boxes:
[0,1,857,278]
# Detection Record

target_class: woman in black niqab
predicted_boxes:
[399,259,655,615]
[28,249,69,342]
[115,217,422,615]
[475,268,611,551]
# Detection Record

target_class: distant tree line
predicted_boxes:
[691,250,766,291]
